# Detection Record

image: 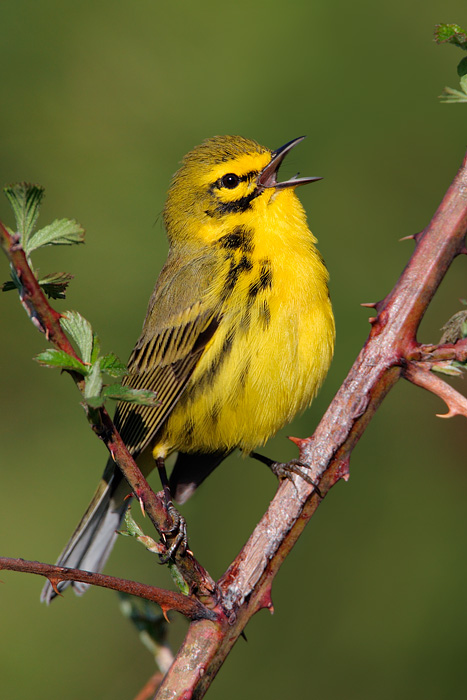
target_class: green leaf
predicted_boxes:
[83,395,105,408]
[2,280,17,292]
[60,310,94,363]
[38,271,74,300]
[84,359,103,400]
[25,218,85,254]
[35,348,88,374]
[2,264,22,293]
[3,183,44,245]
[91,334,101,364]
[102,383,160,406]
[100,353,127,378]
[457,55,467,78]
[434,23,467,49]
[431,362,464,377]
[122,510,145,538]
[439,86,467,103]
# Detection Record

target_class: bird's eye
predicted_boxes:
[220,173,240,189]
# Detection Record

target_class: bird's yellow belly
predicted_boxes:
[156,263,334,456]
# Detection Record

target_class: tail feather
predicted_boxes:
[41,450,229,603]
[40,467,128,603]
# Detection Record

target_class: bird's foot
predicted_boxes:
[156,456,188,564]
[250,452,322,498]
[159,503,188,564]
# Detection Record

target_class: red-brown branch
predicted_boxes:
[403,362,467,418]
[0,557,217,621]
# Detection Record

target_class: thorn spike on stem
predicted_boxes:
[137,496,146,517]
[360,302,378,309]
[436,410,458,419]
[335,457,350,482]
[48,576,64,597]
[368,316,377,324]
[287,435,308,450]
[257,584,274,614]
[399,234,415,242]
[404,362,467,420]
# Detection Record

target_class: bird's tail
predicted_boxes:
[40,462,128,603]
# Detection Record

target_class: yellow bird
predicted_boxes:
[41,135,335,602]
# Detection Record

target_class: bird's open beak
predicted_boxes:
[258,136,322,190]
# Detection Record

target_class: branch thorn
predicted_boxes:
[47,576,64,597]
[287,435,310,450]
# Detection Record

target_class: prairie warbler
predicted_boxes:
[41,135,335,602]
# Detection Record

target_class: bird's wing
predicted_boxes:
[113,250,220,457]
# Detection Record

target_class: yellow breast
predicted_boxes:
[156,186,335,456]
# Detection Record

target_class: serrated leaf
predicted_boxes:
[3,183,44,245]
[84,359,103,400]
[35,348,88,374]
[100,353,127,378]
[25,218,85,254]
[434,23,467,49]
[38,271,74,300]
[102,383,160,406]
[60,310,93,363]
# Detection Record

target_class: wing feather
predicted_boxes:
[113,304,219,456]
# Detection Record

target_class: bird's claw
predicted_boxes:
[269,458,322,497]
[250,452,322,497]
[159,502,188,564]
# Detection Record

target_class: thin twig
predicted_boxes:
[404,362,467,418]
[0,557,217,621]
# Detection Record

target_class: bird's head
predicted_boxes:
[163,135,321,246]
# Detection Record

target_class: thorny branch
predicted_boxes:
[0,558,217,622]
[1,151,467,699]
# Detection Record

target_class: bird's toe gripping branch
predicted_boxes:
[250,450,323,497]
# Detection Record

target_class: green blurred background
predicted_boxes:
[1,1,467,698]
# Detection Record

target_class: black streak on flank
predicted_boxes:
[221,254,253,300]
[198,330,235,390]
[219,226,254,253]
[259,300,271,329]
[247,259,273,303]
[239,358,251,388]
